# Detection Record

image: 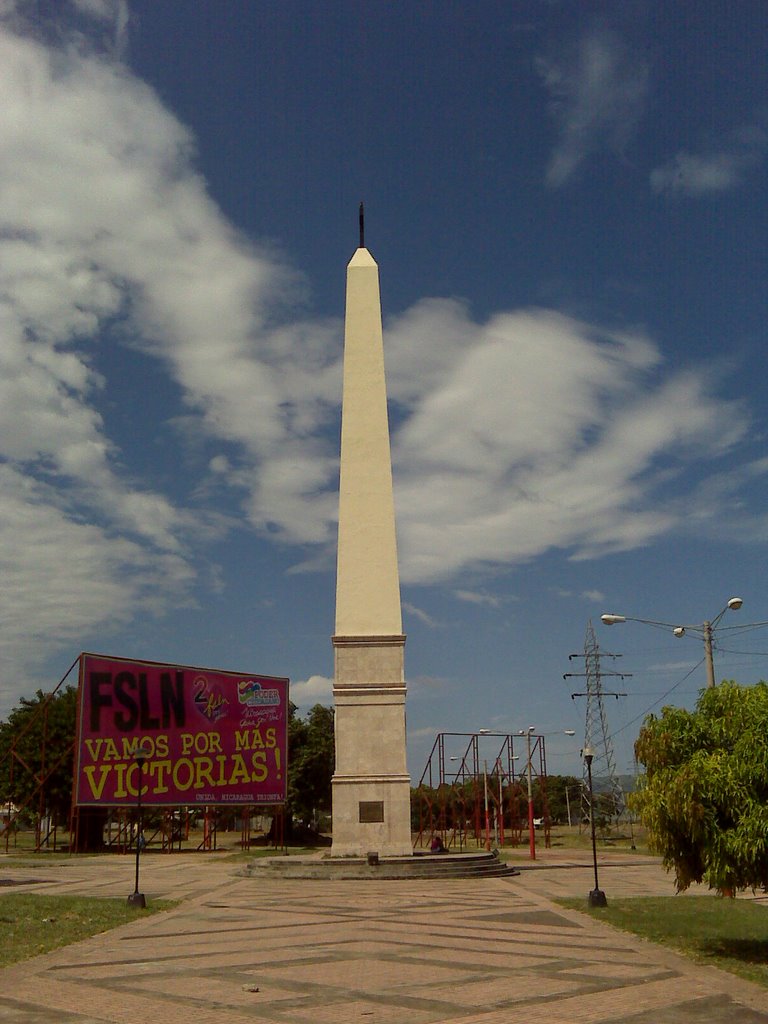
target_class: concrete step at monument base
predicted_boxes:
[242,850,520,881]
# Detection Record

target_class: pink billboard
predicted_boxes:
[75,654,288,807]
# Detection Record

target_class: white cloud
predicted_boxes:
[0,11,341,685]
[453,590,503,608]
[678,457,768,544]
[72,0,129,41]
[646,661,700,674]
[0,8,758,710]
[407,725,442,739]
[72,0,125,20]
[537,27,648,187]
[0,463,194,674]
[559,588,605,602]
[650,127,767,195]
[403,602,440,629]
[289,675,333,707]
[387,306,745,581]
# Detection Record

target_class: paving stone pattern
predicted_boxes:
[0,851,766,1023]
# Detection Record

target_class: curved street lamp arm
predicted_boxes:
[602,614,683,630]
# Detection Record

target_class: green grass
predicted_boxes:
[0,894,174,967]
[544,824,651,853]
[490,825,652,858]
[558,895,768,989]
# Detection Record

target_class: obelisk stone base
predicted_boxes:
[331,634,412,857]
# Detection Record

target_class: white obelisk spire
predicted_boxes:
[331,205,412,857]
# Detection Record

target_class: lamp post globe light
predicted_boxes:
[582,746,607,908]
[127,744,152,909]
[601,597,743,690]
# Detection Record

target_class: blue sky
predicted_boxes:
[1,0,767,783]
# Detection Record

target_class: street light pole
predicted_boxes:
[601,597,743,689]
[483,760,491,851]
[703,621,715,691]
[127,744,151,909]
[583,746,607,907]
[517,728,576,860]
[496,759,504,847]
[524,729,535,861]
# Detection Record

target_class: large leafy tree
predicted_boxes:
[287,703,335,827]
[633,681,768,893]
[0,686,78,824]
[532,774,582,824]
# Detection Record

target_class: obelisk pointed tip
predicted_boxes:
[358,201,365,249]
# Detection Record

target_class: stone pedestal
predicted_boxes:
[331,635,412,856]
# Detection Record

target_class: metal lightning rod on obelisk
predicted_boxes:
[330,205,412,857]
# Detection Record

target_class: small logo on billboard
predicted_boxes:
[238,679,281,707]
[193,676,229,722]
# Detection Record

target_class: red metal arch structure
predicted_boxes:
[413,731,552,854]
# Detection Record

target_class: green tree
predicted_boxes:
[532,774,582,824]
[0,686,77,824]
[632,681,768,893]
[287,704,335,827]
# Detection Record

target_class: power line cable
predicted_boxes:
[606,658,703,741]
[581,616,768,769]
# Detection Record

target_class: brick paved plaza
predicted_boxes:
[1,849,766,1023]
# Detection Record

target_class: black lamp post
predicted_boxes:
[583,746,607,907]
[127,745,151,908]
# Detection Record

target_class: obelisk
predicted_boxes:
[331,205,412,857]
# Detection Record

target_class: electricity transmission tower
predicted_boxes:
[563,621,628,832]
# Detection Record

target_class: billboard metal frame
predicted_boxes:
[75,652,289,809]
